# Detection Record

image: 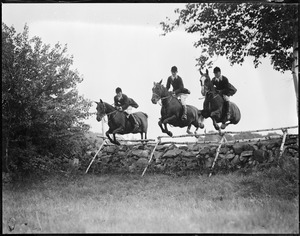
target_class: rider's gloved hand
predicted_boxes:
[117,106,122,111]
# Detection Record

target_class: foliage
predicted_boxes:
[2,23,93,174]
[233,132,263,140]
[160,3,298,72]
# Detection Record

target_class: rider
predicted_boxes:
[166,66,190,120]
[212,67,237,120]
[114,87,139,132]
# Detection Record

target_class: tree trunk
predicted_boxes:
[292,40,298,117]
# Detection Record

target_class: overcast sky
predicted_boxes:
[2,3,298,139]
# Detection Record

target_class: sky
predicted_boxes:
[2,3,298,140]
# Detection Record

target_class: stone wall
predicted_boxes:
[83,135,298,175]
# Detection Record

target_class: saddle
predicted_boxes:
[127,113,139,132]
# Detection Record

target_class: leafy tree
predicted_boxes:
[2,23,93,173]
[160,2,298,112]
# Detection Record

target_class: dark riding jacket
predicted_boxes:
[114,94,139,111]
[114,94,130,111]
[212,75,237,96]
[166,76,190,95]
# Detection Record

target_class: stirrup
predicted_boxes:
[226,113,231,120]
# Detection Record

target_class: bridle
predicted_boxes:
[152,92,172,101]
[200,75,219,100]
[152,83,174,105]
[97,102,117,119]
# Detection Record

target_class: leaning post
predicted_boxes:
[209,133,227,177]
[85,139,107,174]
[141,138,161,177]
[279,128,288,159]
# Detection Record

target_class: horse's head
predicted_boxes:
[95,99,106,121]
[151,80,167,104]
[199,69,213,96]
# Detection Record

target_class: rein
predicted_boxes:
[152,92,172,101]
[102,102,117,118]
[204,88,220,100]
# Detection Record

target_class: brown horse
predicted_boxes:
[199,69,241,130]
[151,80,202,137]
[95,99,148,145]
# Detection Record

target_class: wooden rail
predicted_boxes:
[87,125,298,176]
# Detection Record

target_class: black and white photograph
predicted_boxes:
[2,1,299,234]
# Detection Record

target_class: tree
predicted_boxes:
[160,2,298,113]
[2,23,93,173]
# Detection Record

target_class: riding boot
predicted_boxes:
[224,101,231,120]
[130,114,139,132]
[181,105,187,120]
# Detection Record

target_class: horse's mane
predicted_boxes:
[155,82,173,97]
[98,100,117,112]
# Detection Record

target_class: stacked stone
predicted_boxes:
[82,135,298,174]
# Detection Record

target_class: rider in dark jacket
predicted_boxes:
[166,66,190,120]
[114,87,139,132]
[212,67,237,120]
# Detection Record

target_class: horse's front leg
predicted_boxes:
[109,127,125,145]
[158,118,166,134]
[199,115,205,129]
[106,131,115,144]
[194,126,199,135]
[112,134,120,145]
[186,124,193,135]
[221,121,231,130]
[162,115,177,137]
[211,117,220,130]
[163,123,173,137]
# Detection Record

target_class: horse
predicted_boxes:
[199,69,241,131]
[151,80,202,137]
[95,99,148,145]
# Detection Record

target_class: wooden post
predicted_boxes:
[279,129,288,159]
[85,139,106,174]
[209,134,227,177]
[141,139,160,177]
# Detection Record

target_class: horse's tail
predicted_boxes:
[230,102,241,124]
[141,113,148,132]
[134,112,148,132]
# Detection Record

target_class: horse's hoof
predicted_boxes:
[221,124,226,129]
[200,124,204,129]
[167,132,173,137]
[187,131,192,135]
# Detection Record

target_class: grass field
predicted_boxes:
[2,168,299,234]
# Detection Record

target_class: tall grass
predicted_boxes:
[2,167,299,233]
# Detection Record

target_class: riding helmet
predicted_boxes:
[213,67,221,73]
[171,66,178,73]
[116,87,122,93]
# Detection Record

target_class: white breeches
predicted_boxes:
[177,93,188,105]
[124,106,133,115]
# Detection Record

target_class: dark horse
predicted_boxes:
[95,99,148,145]
[199,69,241,130]
[151,80,202,137]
